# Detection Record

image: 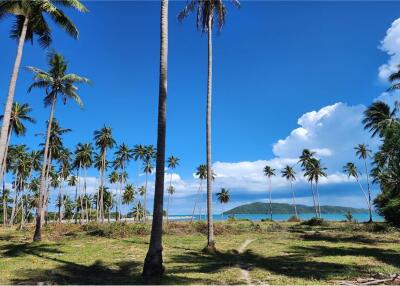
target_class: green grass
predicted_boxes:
[0,221,399,285]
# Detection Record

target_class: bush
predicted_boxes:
[362,222,391,233]
[287,215,301,222]
[84,222,150,237]
[301,217,328,227]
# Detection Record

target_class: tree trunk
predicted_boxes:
[268,178,273,220]
[191,181,202,222]
[205,16,215,252]
[364,160,373,223]
[291,182,298,218]
[99,150,106,223]
[144,173,148,222]
[84,166,89,223]
[315,182,321,218]
[310,181,318,217]
[33,95,56,242]
[41,152,52,225]
[0,16,29,178]
[166,173,172,224]
[143,0,168,279]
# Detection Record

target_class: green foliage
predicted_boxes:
[301,217,328,227]
[287,215,301,222]
[344,211,354,222]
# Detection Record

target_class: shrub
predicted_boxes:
[301,217,328,227]
[287,215,301,222]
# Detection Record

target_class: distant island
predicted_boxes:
[224,202,369,215]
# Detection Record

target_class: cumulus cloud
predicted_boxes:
[379,18,400,81]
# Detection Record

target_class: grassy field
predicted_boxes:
[0,220,399,285]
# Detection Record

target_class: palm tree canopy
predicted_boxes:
[27,51,90,108]
[113,143,134,170]
[0,102,36,136]
[167,185,175,195]
[167,155,180,169]
[304,158,327,184]
[0,0,88,48]
[281,165,296,181]
[108,170,119,184]
[362,101,398,138]
[355,144,371,160]
[178,0,240,33]
[196,164,215,180]
[67,175,77,187]
[216,188,230,204]
[74,142,93,169]
[263,165,275,178]
[343,162,359,179]
[122,184,135,205]
[93,126,115,154]
[298,148,316,170]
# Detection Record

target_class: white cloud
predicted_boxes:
[379,18,400,81]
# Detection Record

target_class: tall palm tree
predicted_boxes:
[113,143,133,221]
[143,0,169,277]
[75,143,93,222]
[362,101,398,138]
[2,188,9,225]
[57,148,71,222]
[142,145,156,222]
[304,158,327,218]
[355,144,373,223]
[28,52,90,242]
[299,149,318,216]
[0,102,35,193]
[216,188,230,219]
[122,183,135,218]
[108,170,119,220]
[263,165,275,220]
[133,201,145,222]
[178,0,239,252]
[192,164,207,222]
[0,1,87,176]
[343,162,371,211]
[166,155,179,223]
[68,174,78,223]
[281,165,297,218]
[93,126,115,223]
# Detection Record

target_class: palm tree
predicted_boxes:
[142,145,156,222]
[166,155,179,223]
[299,149,318,216]
[75,143,93,222]
[108,170,119,220]
[263,165,275,220]
[178,0,240,252]
[0,102,35,194]
[57,148,71,223]
[28,52,90,242]
[355,144,373,223]
[192,164,207,222]
[216,188,230,219]
[343,162,371,213]
[68,174,78,223]
[281,165,297,218]
[122,183,135,219]
[0,0,88,176]
[2,188,10,225]
[304,158,327,218]
[362,101,398,138]
[133,201,145,222]
[94,126,115,223]
[143,0,169,277]
[113,143,134,221]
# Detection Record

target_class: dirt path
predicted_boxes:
[238,239,255,285]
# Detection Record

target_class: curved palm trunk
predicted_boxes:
[143,0,168,278]
[364,160,373,223]
[290,181,298,218]
[33,95,56,242]
[0,16,29,178]
[205,16,215,252]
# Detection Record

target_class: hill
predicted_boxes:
[224,202,368,215]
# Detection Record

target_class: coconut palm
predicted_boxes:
[113,143,133,220]
[0,0,88,177]
[281,165,298,218]
[57,148,71,222]
[192,164,207,222]
[298,149,316,168]
[166,155,179,223]
[263,165,275,220]
[68,174,78,223]
[178,0,240,252]
[2,188,10,226]
[108,170,119,220]
[133,201,145,221]
[28,52,90,241]
[343,162,371,212]
[362,101,398,138]
[141,145,156,222]
[93,126,115,223]
[355,144,373,222]
[216,188,230,219]
[75,143,93,222]
[304,158,327,218]
[0,102,35,194]
[143,1,169,274]
[122,183,135,215]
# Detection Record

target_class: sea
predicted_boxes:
[167,213,384,222]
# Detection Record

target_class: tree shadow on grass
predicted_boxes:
[300,232,381,244]
[0,242,64,257]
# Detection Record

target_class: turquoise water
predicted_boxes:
[169,213,384,222]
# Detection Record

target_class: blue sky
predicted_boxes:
[1,1,400,214]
